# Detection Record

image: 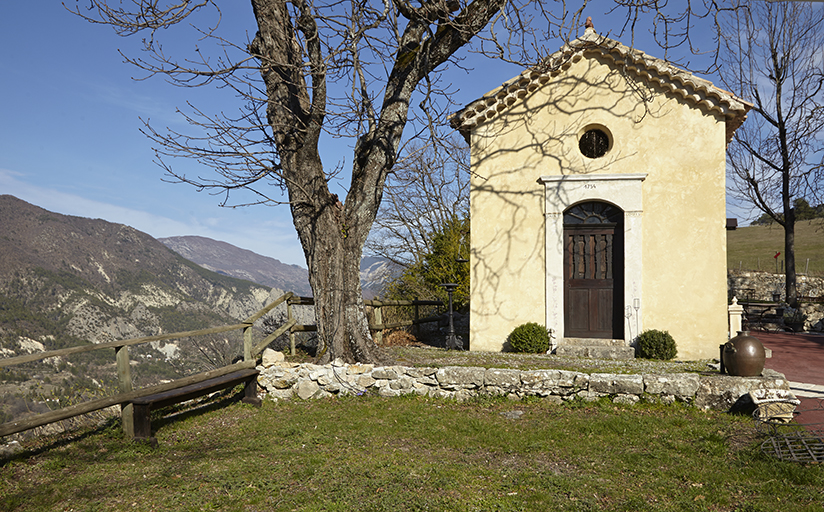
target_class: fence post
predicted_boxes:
[115,345,134,438]
[373,302,383,345]
[413,302,420,339]
[243,325,253,362]
[287,299,296,356]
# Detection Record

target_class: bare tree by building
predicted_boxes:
[69,1,737,363]
[366,134,468,271]
[720,1,824,307]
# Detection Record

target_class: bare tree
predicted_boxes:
[720,1,824,307]
[67,0,733,363]
[366,134,468,270]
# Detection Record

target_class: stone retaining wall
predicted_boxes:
[257,357,790,412]
[728,270,824,331]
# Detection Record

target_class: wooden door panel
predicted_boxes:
[566,289,590,333]
[593,288,614,334]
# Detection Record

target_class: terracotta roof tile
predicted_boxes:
[451,28,752,144]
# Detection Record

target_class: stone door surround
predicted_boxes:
[540,173,647,349]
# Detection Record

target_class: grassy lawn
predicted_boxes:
[2,394,822,511]
[727,220,824,276]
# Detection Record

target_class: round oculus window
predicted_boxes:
[579,128,610,159]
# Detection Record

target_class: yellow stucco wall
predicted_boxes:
[469,53,728,359]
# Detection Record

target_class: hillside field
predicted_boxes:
[727,219,824,276]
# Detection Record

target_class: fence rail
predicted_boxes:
[0,292,442,438]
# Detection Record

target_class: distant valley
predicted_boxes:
[0,195,400,427]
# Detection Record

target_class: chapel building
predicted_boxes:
[451,26,751,359]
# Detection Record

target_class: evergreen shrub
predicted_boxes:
[508,322,551,353]
[636,329,677,360]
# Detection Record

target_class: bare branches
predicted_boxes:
[66,0,215,36]
[67,1,743,213]
[720,1,824,306]
[367,134,469,268]
[721,1,824,222]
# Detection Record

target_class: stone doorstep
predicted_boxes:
[554,345,636,360]
[563,337,628,347]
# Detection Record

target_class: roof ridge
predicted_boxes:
[451,30,751,144]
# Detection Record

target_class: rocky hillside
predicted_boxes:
[159,235,313,296]
[160,236,396,299]
[360,256,398,299]
[0,195,285,345]
[0,195,300,425]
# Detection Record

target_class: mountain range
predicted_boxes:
[159,235,313,296]
[158,236,395,299]
[0,195,394,360]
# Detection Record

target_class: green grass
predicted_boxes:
[728,219,824,276]
[2,395,823,511]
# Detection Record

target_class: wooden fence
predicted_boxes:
[0,293,442,438]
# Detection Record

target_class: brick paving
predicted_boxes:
[751,331,824,426]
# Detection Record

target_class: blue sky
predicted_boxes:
[0,3,746,268]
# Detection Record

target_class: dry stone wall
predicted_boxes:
[257,354,790,411]
[728,270,824,331]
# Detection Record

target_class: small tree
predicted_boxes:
[384,215,469,309]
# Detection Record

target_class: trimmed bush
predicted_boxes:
[636,329,677,360]
[508,322,551,353]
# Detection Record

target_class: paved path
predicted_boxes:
[750,331,824,426]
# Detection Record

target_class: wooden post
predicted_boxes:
[287,299,296,356]
[115,345,134,438]
[243,325,253,362]
[242,324,259,407]
[373,302,383,345]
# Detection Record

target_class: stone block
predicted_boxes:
[295,379,320,399]
[372,368,400,380]
[357,375,377,388]
[435,366,486,389]
[484,368,521,388]
[590,374,644,394]
[378,387,400,397]
[519,369,558,387]
[695,370,790,411]
[644,373,700,397]
[613,394,640,405]
[390,376,415,391]
[348,364,374,375]
[405,367,438,378]
[261,348,285,367]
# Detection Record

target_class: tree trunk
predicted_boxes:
[296,196,388,364]
[784,210,798,307]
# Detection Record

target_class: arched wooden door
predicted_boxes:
[563,201,624,339]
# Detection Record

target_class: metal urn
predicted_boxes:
[721,331,766,377]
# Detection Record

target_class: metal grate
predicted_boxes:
[761,428,824,463]
[754,398,824,463]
